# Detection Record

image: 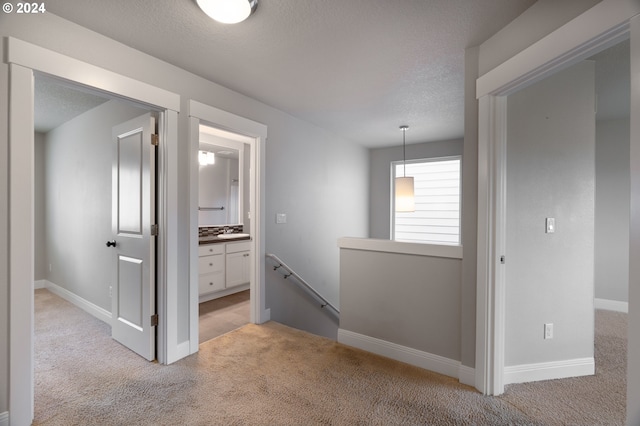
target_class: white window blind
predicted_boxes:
[392,157,461,245]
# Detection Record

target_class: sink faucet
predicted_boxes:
[224,226,233,234]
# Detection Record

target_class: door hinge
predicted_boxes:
[151,134,159,146]
[151,224,159,236]
[151,314,158,327]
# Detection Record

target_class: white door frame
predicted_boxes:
[188,100,269,353]
[475,0,640,396]
[6,37,180,425]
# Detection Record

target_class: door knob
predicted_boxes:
[106,240,117,248]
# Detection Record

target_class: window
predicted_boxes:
[392,157,461,245]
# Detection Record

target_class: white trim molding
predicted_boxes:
[595,298,629,313]
[504,358,595,385]
[33,280,46,290]
[458,365,476,387]
[338,237,462,259]
[42,281,111,325]
[7,37,180,111]
[187,100,268,355]
[338,328,472,383]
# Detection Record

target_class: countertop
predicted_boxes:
[199,234,251,245]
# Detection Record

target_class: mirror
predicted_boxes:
[199,127,245,226]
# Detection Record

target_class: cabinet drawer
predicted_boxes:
[199,254,224,274]
[226,241,251,254]
[198,244,224,256]
[199,272,225,294]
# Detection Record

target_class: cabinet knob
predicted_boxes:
[209,282,213,286]
[209,263,213,266]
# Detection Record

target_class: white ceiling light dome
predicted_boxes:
[196,0,258,24]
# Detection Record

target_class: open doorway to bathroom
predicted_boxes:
[197,124,252,343]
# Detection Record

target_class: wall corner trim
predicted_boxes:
[0,411,9,426]
[41,281,112,325]
[337,328,463,381]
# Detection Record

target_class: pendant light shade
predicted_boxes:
[395,176,415,212]
[395,125,415,212]
[196,0,258,24]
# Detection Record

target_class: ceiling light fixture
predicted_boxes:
[196,0,258,24]
[198,150,215,166]
[395,125,415,212]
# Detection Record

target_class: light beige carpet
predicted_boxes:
[34,289,625,425]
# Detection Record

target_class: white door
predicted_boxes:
[109,113,157,361]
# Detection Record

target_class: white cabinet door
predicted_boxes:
[198,253,225,294]
[226,251,250,287]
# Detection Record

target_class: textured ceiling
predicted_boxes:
[35,75,109,133]
[40,0,539,147]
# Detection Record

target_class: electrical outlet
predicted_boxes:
[544,323,553,339]
[545,218,555,233]
[109,286,113,298]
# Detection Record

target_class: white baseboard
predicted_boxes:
[458,364,476,387]
[43,280,111,325]
[34,279,46,289]
[338,328,465,381]
[504,357,594,385]
[595,298,628,313]
[0,411,9,426]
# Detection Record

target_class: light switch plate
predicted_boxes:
[545,217,555,233]
[276,213,287,224]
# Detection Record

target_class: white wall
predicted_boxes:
[369,139,463,239]
[505,61,595,367]
[340,248,462,360]
[595,118,630,304]
[266,118,369,312]
[43,99,148,311]
[461,46,480,369]
[34,132,47,281]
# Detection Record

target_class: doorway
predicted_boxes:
[187,100,268,353]
[197,124,252,343]
[7,38,180,424]
[475,4,639,405]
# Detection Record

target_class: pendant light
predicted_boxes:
[196,0,258,24]
[395,125,415,212]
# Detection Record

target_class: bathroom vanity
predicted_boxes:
[198,232,250,302]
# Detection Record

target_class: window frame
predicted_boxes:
[390,155,462,246]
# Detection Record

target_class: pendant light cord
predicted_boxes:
[400,125,408,177]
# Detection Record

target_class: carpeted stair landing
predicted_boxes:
[33,289,625,425]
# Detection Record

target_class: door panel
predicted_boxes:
[111,113,156,361]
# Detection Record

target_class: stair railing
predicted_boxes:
[266,253,340,321]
